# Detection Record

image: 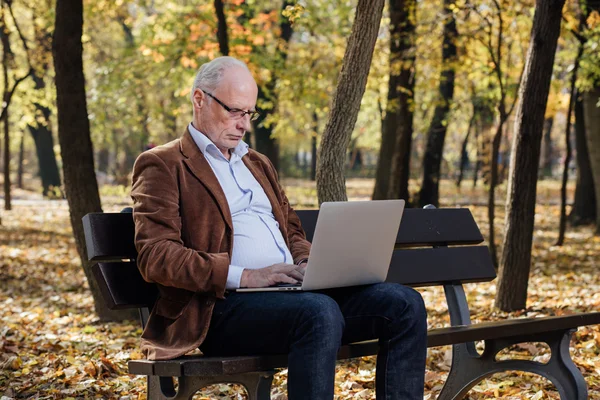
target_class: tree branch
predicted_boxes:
[0,68,32,121]
[493,0,505,107]
[563,0,587,44]
[5,1,33,72]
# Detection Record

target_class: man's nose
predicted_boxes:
[237,114,252,131]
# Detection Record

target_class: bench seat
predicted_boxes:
[129,311,600,377]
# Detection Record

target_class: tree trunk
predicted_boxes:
[473,158,480,187]
[214,0,229,56]
[472,103,494,189]
[316,0,385,203]
[386,0,415,202]
[539,117,554,178]
[53,0,134,321]
[569,90,596,225]
[583,85,600,233]
[161,95,178,141]
[0,1,30,208]
[557,42,582,246]
[473,127,480,188]
[294,150,301,172]
[2,109,10,211]
[475,96,496,187]
[252,96,280,172]
[418,0,457,207]
[487,121,504,268]
[28,11,61,197]
[484,0,524,268]
[495,0,565,312]
[17,131,23,189]
[117,139,137,186]
[354,149,363,170]
[456,111,476,188]
[96,147,109,173]
[1,4,12,211]
[499,125,510,183]
[373,0,415,201]
[254,88,280,170]
[486,90,514,267]
[29,74,62,197]
[310,131,317,182]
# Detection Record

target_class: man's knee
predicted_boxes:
[379,283,427,328]
[295,294,344,344]
[405,287,427,329]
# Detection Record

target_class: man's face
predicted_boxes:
[192,67,258,158]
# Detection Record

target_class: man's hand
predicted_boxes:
[240,263,306,288]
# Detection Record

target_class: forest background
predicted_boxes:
[1,0,600,398]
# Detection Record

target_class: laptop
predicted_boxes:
[235,199,405,292]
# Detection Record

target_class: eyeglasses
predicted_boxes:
[202,90,261,121]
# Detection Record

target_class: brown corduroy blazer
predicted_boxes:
[131,129,311,360]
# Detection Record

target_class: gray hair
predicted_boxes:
[190,56,250,102]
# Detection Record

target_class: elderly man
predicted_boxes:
[131,56,427,399]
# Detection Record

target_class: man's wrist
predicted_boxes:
[240,269,250,287]
[226,265,245,290]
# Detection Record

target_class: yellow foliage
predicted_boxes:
[180,56,198,69]
[252,35,265,46]
[231,44,253,56]
[588,10,600,29]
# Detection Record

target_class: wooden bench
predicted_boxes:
[82,207,600,400]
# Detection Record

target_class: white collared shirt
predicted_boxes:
[188,123,293,289]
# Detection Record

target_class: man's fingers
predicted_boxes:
[270,263,289,269]
[283,265,305,281]
[287,269,304,282]
[274,273,297,284]
[271,263,299,273]
[265,264,305,284]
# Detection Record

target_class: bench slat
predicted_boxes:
[93,246,495,310]
[386,246,496,287]
[296,208,484,247]
[396,208,483,247]
[84,208,484,261]
[128,312,600,377]
[92,262,157,309]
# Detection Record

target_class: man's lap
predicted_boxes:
[200,282,425,356]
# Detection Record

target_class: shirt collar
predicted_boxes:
[188,122,249,160]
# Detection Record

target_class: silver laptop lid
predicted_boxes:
[301,200,405,291]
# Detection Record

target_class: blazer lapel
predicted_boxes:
[180,129,233,230]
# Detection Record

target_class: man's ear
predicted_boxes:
[192,89,204,110]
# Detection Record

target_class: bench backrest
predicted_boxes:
[83,208,496,311]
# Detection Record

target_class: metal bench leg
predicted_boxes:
[529,329,587,400]
[436,329,587,400]
[146,371,276,400]
[436,341,484,400]
[148,375,179,400]
[230,371,276,400]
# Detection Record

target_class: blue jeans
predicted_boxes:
[200,283,427,400]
